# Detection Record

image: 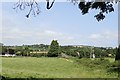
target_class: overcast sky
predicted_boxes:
[1,2,118,47]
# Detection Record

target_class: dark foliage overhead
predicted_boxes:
[78,2,115,21]
[14,0,119,21]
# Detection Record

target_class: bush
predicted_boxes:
[107,61,120,73]
[29,53,46,57]
[75,58,110,69]
[16,52,46,57]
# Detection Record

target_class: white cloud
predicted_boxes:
[35,30,74,43]
[2,14,118,47]
[44,30,63,37]
[2,11,75,45]
[85,30,118,47]
[2,24,75,45]
[89,34,102,39]
[89,30,118,40]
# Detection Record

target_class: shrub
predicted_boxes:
[107,61,120,73]
[29,53,46,57]
[75,58,110,69]
[16,52,46,57]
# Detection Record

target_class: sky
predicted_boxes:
[1,2,118,47]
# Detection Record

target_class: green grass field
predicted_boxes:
[1,57,118,78]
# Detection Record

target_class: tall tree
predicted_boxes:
[115,45,120,61]
[47,40,60,57]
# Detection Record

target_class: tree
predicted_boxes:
[106,47,115,57]
[75,46,91,58]
[113,45,120,78]
[19,45,30,56]
[47,40,60,57]
[1,46,7,55]
[8,49,15,55]
[78,1,116,21]
[115,45,120,61]
[13,0,119,21]
[24,47,30,56]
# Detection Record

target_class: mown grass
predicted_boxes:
[1,57,118,78]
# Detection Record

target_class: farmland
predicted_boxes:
[1,57,118,78]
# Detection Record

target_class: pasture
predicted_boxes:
[1,57,118,78]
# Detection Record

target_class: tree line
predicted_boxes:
[0,41,120,60]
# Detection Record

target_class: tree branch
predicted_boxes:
[46,0,55,9]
